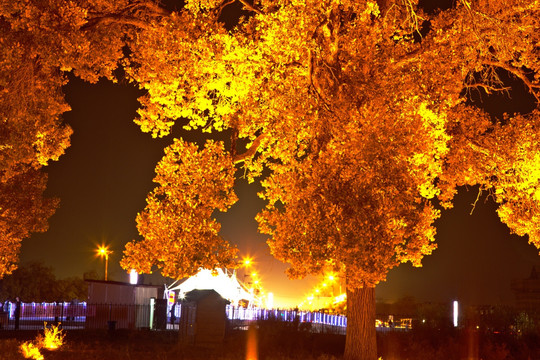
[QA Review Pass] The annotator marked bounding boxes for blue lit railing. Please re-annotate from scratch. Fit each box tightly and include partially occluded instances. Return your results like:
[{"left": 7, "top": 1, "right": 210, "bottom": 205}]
[{"left": 225, "top": 306, "right": 347, "bottom": 328}]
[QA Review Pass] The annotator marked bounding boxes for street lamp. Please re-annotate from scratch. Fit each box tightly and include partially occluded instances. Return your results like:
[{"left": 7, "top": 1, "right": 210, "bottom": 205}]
[{"left": 97, "top": 245, "right": 112, "bottom": 281}]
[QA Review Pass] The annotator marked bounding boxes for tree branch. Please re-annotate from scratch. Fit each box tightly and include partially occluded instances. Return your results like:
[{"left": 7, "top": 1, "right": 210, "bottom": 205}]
[
  {"left": 483, "top": 60, "right": 540, "bottom": 102},
  {"left": 238, "top": 0, "right": 264, "bottom": 15},
  {"left": 463, "top": 83, "right": 511, "bottom": 95},
  {"left": 81, "top": 15, "right": 152, "bottom": 30},
  {"left": 82, "top": 1, "right": 168, "bottom": 30},
  {"left": 232, "top": 133, "right": 266, "bottom": 164},
  {"left": 213, "top": 0, "right": 236, "bottom": 18}
]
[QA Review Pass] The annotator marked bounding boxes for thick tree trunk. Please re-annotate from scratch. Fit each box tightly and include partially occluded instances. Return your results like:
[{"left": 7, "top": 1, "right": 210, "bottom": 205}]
[{"left": 344, "top": 286, "right": 377, "bottom": 360}]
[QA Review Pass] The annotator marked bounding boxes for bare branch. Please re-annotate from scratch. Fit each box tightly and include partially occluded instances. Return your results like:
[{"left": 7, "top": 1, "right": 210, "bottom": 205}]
[
  {"left": 470, "top": 187, "right": 482, "bottom": 215},
  {"left": 124, "top": 1, "right": 169, "bottom": 16},
  {"left": 232, "top": 133, "right": 266, "bottom": 164},
  {"left": 483, "top": 60, "right": 540, "bottom": 103},
  {"left": 238, "top": 0, "right": 264, "bottom": 15},
  {"left": 212, "top": 0, "right": 236, "bottom": 18},
  {"left": 463, "top": 83, "right": 511, "bottom": 95}
]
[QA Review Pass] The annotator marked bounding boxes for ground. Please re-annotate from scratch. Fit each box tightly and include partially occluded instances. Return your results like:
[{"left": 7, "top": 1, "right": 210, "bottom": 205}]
[{"left": 1, "top": 323, "right": 539, "bottom": 359}]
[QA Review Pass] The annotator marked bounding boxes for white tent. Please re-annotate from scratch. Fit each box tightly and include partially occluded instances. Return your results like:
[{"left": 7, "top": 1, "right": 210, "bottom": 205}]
[{"left": 167, "top": 268, "right": 255, "bottom": 306}]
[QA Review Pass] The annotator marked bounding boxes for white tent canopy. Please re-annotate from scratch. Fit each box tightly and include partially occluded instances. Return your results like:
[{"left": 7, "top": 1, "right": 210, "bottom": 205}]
[{"left": 167, "top": 268, "right": 255, "bottom": 306}]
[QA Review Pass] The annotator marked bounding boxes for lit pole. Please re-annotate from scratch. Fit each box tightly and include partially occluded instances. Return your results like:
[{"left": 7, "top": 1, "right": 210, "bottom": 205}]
[{"left": 97, "top": 245, "right": 112, "bottom": 281}]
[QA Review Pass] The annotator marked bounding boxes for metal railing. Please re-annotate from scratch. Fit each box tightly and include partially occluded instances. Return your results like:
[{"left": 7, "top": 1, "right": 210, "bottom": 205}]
[
  {"left": 0, "top": 302, "right": 152, "bottom": 331},
  {"left": 0, "top": 301, "right": 348, "bottom": 333}
]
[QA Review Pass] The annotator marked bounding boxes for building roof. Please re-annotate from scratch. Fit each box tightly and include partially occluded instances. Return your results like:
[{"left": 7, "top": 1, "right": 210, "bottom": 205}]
[
  {"left": 184, "top": 289, "right": 230, "bottom": 304},
  {"left": 168, "top": 268, "right": 252, "bottom": 305},
  {"left": 84, "top": 279, "right": 162, "bottom": 289}
]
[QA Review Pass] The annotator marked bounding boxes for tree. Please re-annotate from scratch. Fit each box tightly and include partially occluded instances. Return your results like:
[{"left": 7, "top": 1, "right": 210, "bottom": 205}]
[
  {"left": 0, "top": 0, "right": 168, "bottom": 277},
  {"left": 0, "top": 261, "right": 87, "bottom": 302},
  {"left": 120, "top": 138, "right": 239, "bottom": 276},
  {"left": 118, "top": 1, "right": 539, "bottom": 359},
  {"left": 2, "top": 0, "right": 539, "bottom": 359},
  {"left": 0, "top": 170, "right": 57, "bottom": 277}
]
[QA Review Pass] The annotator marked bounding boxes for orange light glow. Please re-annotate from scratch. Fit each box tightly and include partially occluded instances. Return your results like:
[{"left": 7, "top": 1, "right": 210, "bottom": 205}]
[
  {"left": 246, "top": 324, "right": 258, "bottom": 360},
  {"left": 242, "top": 256, "right": 253, "bottom": 267},
  {"left": 97, "top": 245, "right": 112, "bottom": 257},
  {"left": 96, "top": 244, "right": 113, "bottom": 281}
]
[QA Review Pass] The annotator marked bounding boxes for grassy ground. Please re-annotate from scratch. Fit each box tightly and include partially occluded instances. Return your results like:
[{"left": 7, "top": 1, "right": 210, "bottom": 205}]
[
  {"left": 0, "top": 326, "right": 344, "bottom": 360},
  {"left": 2, "top": 322, "right": 540, "bottom": 359}
]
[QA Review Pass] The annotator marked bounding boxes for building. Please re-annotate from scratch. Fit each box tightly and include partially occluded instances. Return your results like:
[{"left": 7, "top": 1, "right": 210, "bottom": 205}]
[
  {"left": 85, "top": 279, "right": 163, "bottom": 329},
  {"left": 167, "top": 268, "right": 254, "bottom": 307}
]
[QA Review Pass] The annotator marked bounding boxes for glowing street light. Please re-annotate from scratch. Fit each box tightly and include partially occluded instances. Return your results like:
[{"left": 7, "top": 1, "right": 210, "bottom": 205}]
[
  {"left": 242, "top": 256, "right": 253, "bottom": 268},
  {"left": 97, "top": 245, "right": 112, "bottom": 281}
]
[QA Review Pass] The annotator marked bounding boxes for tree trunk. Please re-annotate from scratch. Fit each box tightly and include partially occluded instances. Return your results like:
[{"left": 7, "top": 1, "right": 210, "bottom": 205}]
[{"left": 344, "top": 285, "right": 377, "bottom": 360}]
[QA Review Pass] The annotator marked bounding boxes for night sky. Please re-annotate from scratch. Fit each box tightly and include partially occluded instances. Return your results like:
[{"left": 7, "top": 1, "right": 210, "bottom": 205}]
[{"left": 18, "top": 24, "right": 540, "bottom": 308}]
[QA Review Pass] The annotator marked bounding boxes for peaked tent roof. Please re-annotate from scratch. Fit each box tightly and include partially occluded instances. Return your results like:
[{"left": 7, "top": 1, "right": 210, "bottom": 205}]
[{"left": 168, "top": 268, "right": 254, "bottom": 306}]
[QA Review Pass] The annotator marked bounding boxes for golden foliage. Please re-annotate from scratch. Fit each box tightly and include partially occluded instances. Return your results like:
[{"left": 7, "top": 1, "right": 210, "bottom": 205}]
[
  {"left": 0, "top": 170, "right": 57, "bottom": 278},
  {"left": 2, "top": 0, "right": 540, "bottom": 293},
  {"left": 118, "top": 0, "right": 540, "bottom": 289},
  {"left": 121, "top": 139, "right": 238, "bottom": 278}
]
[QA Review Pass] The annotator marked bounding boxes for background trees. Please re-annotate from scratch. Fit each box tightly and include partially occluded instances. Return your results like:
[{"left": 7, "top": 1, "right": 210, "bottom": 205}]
[
  {"left": 0, "top": 261, "right": 87, "bottom": 302},
  {"left": 0, "top": 0, "right": 168, "bottom": 277}
]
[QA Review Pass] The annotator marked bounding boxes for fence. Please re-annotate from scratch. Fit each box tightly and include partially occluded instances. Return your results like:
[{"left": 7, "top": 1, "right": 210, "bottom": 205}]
[
  {"left": 226, "top": 306, "right": 347, "bottom": 334},
  {"left": 0, "top": 301, "right": 348, "bottom": 333},
  {"left": 0, "top": 302, "right": 152, "bottom": 331}
]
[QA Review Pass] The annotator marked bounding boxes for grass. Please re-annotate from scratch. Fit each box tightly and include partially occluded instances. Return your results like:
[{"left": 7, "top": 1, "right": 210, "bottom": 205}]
[
  {"left": 1, "top": 327, "right": 343, "bottom": 360},
  {"left": 2, "top": 321, "right": 540, "bottom": 359}
]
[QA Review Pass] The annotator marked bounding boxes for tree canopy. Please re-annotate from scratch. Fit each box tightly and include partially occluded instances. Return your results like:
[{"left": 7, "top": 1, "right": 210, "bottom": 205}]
[
  {"left": 1, "top": 0, "right": 539, "bottom": 358},
  {"left": 117, "top": 0, "right": 540, "bottom": 286},
  {"left": 0, "top": 261, "right": 87, "bottom": 302}
]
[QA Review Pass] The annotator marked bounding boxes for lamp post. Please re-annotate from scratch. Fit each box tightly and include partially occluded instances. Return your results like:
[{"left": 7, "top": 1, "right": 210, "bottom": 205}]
[{"left": 97, "top": 245, "right": 112, "bottom": 281}]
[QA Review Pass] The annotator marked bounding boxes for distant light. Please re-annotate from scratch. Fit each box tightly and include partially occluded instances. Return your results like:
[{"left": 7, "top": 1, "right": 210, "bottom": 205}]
[
  {"left": 453, "top": 300, "right": 459, "bottom": 327},
  {"left": 267, "top": 292, "right": 274, "bottom": 309},
  {"left": 129, "top": 269, "right": 138, "bottom": 285},
  {"left": 149, "top": 298, "right": 155, "bottom": 329},
  {"left": 168, "top": 291, "right": 176, "bottom": 305}
]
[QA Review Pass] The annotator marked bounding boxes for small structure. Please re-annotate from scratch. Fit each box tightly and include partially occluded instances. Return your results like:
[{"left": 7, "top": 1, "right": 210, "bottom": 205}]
[
  {"left": 85, "top": 279, "right": 162, "bottom": 329},
  {"left": 179, "top": 289, "right": 229, "bottom": 347},
  {"left": 168, "top": 268, "right": 253, "bottom": 307},
  {"left": 511, "top": 266, "right": 540, "bottom": 314}
]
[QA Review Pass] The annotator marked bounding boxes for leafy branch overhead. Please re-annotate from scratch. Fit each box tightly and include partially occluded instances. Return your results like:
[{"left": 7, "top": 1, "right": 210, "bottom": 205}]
[
  {"left": 1, "top": 1, "right": 540, "bottom": 358},
  {"left": 119, "top": 0, "right": 540, "bottom": 284}
]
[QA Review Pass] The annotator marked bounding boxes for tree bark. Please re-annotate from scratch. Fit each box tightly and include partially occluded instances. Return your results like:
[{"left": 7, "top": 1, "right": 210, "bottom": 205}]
[{"left": 344, "top": 285, "right": 377, "bottom": 360}]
